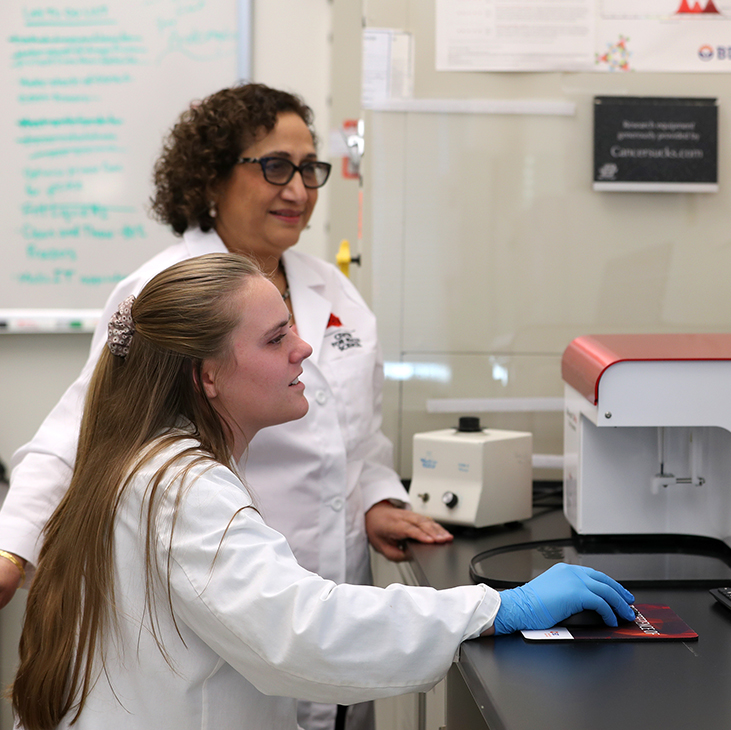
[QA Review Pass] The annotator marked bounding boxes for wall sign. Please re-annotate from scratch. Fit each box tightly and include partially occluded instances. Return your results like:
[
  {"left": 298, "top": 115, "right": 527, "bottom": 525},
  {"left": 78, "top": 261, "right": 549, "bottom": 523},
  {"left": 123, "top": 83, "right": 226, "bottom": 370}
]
[
  {"left": 594, "top": 96, "right": 718, "bottom": 192},
  {"left": 437, "top": 1, "right": 731, "bottom": 74}
]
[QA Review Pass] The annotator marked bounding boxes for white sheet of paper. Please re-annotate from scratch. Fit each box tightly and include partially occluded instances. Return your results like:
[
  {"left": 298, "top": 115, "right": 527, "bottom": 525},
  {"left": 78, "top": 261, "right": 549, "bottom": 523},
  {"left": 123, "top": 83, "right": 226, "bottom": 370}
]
[
  {"left": 362, "top": 29, "right": 413, "bottom": 108},
  {"left": 435, "top": 0, "right": 731, "bottom": 73},
  {"left": 521, "top": 627, "right": 575, "bottom": 640},
  {"left": 436, "top": 0, "right": 595, "bottom": 72}
]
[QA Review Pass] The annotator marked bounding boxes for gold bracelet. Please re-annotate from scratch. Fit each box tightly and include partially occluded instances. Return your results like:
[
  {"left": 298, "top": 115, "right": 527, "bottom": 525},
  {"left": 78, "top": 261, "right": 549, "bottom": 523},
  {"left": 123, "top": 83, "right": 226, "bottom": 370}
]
[{"left": 0, "top": 550, "right": 26, "bottom": 588}]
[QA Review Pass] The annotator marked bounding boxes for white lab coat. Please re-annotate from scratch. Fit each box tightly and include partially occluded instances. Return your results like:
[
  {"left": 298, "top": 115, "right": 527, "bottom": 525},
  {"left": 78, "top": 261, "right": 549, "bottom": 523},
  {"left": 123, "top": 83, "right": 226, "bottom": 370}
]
[
  {"left": 5, "top": 228, "right": 410, "bottom": 730},
  {"left": 41, "top": 437, "right": 498, "bottom": 730}
]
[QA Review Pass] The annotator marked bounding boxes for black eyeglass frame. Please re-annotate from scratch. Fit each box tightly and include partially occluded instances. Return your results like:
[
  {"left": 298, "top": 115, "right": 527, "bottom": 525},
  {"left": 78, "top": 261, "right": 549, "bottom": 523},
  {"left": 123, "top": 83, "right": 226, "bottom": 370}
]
[{"left": 237, "top": 156, "right": 332, "bottom": 189}]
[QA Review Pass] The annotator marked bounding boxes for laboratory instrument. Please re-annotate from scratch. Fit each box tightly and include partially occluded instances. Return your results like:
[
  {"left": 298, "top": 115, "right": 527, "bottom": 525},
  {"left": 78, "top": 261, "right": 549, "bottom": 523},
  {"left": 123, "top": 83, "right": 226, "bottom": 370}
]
[{"left": 411, "top": 417, "right": 532, "bottom": 528}]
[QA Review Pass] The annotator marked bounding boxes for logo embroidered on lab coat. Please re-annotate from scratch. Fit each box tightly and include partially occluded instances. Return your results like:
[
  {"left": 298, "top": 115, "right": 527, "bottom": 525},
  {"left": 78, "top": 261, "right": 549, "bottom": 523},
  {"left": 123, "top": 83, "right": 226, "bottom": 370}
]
[
  {"left": 331, "top": 332, "right": 361, "bottom": 351},
  {"left": 327, "top": 313, "right": 343, "bottom": 328}
]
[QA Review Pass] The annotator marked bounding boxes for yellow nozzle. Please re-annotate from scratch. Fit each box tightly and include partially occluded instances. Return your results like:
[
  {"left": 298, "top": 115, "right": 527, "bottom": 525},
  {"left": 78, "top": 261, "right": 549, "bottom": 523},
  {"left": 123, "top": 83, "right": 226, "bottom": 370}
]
[{"left": 336, "top": 239, "right": 352, "bottom": 277}]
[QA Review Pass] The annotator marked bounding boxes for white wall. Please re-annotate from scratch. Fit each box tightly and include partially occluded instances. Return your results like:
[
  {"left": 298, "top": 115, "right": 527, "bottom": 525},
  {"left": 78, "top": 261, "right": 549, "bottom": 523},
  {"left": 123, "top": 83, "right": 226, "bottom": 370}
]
[
  {"left": 0, "top": 3, "right": 333, "bottom": 728},
  {"left": 362, "top": 0, "right": 731, "bottom": 481},
  {"left": 251, "top": 0, "right": 332, "bottom": 263}
]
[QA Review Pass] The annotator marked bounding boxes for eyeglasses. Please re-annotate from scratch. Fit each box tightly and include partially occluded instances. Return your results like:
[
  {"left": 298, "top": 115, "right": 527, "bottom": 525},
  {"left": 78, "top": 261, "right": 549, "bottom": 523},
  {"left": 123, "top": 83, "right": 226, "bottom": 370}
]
[{"left": 237, "top": 156, "right": 332, "bottom": 189}]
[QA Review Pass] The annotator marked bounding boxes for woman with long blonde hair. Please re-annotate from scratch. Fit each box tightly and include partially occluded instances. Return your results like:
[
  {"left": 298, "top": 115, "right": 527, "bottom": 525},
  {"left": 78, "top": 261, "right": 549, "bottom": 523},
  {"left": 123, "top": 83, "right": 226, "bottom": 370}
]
[{"left": 12, "top": 253, "right": 635, "bottom": 730}]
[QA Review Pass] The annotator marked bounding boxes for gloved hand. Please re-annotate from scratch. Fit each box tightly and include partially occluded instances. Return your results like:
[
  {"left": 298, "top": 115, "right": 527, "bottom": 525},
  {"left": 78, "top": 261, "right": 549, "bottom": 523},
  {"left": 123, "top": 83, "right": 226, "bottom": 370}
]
[{"left": 493, "top": 563, "right": 635, "bottom": 635}]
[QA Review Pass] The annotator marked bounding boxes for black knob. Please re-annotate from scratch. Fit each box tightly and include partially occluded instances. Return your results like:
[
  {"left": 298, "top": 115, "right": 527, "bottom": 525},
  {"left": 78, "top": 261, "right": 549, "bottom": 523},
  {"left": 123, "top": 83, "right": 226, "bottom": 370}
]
[
  {"left": 442, "top": 491, "right": 459, "bottom": 509},
  {"left": 457, "top": 416, "right": 481, "bottom": 432}
]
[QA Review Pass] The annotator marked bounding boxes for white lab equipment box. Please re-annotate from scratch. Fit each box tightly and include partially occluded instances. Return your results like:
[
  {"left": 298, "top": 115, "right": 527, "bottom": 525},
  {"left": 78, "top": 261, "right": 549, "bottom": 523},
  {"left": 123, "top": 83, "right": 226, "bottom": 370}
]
[
  {"left": 411, "top": 419, "right": 533, "bottom": 528},
  {"left": 562, "top": 334, "right": 731, "bottom": 545}
]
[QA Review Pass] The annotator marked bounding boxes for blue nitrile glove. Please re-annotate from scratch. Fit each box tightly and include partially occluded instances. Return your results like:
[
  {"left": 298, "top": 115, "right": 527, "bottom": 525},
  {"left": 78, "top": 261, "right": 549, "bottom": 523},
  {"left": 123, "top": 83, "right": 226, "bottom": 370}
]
[{"left": 493, "top": 563, "right": 635, "bottom": 635}]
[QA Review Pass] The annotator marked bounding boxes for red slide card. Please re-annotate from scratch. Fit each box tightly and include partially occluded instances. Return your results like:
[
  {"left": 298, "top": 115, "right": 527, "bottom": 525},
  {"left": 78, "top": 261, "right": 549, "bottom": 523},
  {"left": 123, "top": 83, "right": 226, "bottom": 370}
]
[{"left": 521, "top": 604, "right": 698, "bottom": 642}]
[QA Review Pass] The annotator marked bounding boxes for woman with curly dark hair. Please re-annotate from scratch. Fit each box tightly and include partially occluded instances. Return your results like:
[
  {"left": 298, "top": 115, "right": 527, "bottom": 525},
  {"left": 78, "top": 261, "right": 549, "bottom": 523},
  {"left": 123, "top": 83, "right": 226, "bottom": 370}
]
[
  {"left": 150, "top": 84, "right": 317, "bottom": 238},
  {"left": 3, "top": 83, "right": 452, "bottom": 730}
]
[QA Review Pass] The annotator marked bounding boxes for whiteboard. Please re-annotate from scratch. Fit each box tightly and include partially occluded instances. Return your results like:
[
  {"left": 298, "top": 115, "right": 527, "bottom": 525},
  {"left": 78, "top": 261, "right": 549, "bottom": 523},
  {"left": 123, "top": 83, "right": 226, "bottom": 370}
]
[{"left": 1, "top": 0, "right": 238, "bottom": 311}]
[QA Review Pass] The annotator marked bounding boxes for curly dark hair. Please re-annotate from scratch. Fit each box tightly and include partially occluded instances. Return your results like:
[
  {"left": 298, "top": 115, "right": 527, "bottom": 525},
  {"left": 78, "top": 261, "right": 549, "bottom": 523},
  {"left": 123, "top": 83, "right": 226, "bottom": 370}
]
[{"left": 150, "top": 83, "right": 315, "bottom": 236}]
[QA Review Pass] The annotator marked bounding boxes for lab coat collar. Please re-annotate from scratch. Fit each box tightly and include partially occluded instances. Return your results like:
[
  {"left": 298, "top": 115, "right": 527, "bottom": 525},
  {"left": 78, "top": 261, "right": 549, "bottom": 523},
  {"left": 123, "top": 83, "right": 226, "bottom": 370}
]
[
  {"left": 180, "top": 231, "right": 331, "bottom": 363},
  {"left": 282, "top": 250, "right": 330, "bottom": 364},
  {"left": 182, "top": 227, "right": 229, "bottom": 256}
]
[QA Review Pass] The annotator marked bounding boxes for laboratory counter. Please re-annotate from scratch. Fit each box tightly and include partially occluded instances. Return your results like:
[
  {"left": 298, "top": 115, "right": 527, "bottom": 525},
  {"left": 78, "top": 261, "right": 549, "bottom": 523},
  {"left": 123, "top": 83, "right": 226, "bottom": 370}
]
[{"left": 405, "top": 507, "right": 731, "bottom": 730}]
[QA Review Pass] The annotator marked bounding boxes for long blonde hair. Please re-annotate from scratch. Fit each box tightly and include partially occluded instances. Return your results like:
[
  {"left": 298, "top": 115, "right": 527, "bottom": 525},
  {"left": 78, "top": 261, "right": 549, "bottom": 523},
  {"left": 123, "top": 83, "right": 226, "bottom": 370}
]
[{"left": 12, "top": 253, "right": 262, "bottom": 730}]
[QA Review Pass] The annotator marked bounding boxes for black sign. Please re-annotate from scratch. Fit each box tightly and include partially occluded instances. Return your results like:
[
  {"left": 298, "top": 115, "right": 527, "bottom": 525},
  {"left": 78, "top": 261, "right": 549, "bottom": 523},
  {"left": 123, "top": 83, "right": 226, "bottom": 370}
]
[{"left": 594, "top": 96, "right": 718, "bottom": 192}]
